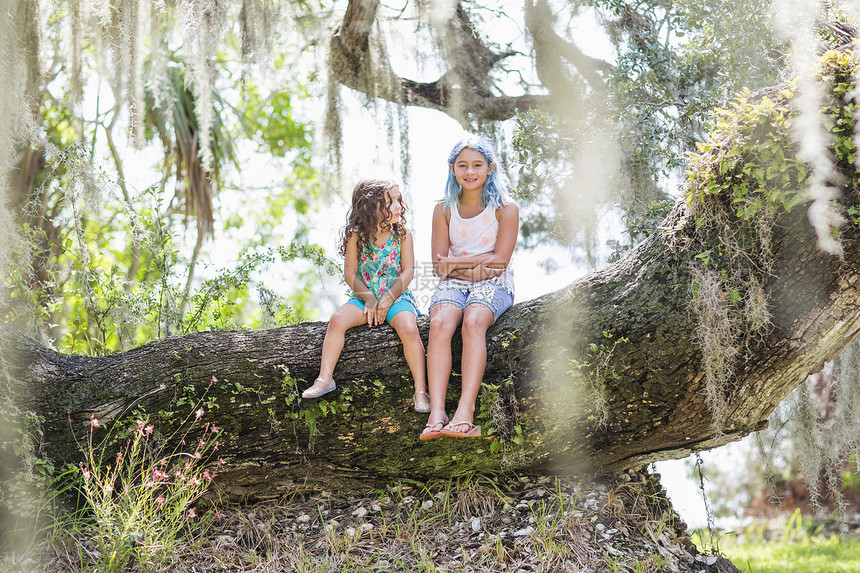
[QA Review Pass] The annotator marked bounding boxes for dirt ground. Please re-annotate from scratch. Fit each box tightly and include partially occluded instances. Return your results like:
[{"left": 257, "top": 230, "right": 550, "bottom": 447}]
[{"left": 150, "top": 470, "right": 739, "bottom": 572}]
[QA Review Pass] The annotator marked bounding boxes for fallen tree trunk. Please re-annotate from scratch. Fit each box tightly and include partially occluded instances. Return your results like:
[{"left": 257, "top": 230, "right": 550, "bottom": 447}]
[
  {"left": 6, "top": 53, "right": 860, "bottom": 503},
  {"left": 3, "top": 188, "right": 859, "bottom": 501}
]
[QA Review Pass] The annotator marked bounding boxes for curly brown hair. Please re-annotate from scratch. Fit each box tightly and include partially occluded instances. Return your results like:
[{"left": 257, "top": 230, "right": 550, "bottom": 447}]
[{"left": 338, "top": 179, "right": 407, "bottom": 257}]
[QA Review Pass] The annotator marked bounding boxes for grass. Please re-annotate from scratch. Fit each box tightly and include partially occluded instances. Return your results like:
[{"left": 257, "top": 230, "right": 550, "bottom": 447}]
[
  {"left": 11, "top": 448, "right": 860, "bottom": 573},
  {"left": 14, "top": 400, "right": 223, "bottom": 573},
  {"left": 723, "top": 535, "right": 860, "bottom": 573},
  {"left": 699, "top": 509, "right": 860, "bottom": 573}
]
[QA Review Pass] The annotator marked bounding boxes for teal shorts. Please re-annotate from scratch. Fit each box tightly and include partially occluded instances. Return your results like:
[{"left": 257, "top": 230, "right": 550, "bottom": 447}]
[{"left": 347, "top": 297, "right": 418, "bottom": 324}]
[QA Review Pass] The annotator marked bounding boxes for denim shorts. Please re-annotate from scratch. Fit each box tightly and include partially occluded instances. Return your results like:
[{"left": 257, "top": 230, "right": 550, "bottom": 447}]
[
  {"left": 347, "top": 297, "right": 418, "bottom": 324},
  {"left": 429, "top": 282, "right": 514, "bottom": 323}
]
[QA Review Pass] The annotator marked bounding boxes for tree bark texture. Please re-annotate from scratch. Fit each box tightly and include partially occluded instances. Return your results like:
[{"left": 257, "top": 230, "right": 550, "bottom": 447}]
[{"left": 4, "top": 186, "right": 860, "bottom": 501}]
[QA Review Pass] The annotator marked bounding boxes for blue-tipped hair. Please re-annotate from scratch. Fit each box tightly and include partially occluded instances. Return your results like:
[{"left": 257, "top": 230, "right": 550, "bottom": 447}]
[{"left": 443, "top": 134, "right": 511, "bottom": 211}]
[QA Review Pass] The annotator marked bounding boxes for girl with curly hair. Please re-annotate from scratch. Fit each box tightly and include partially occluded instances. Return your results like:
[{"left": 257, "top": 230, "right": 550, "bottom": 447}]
[{"left": 303, "top": 179, "right": 430, "bottom": 413}]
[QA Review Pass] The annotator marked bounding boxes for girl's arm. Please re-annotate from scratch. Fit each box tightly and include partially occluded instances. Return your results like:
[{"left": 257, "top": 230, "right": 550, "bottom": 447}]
[
  {"left": 376, "top": 229, "right": 415, "bottom": 322},
  {"left": 343, "top": 232, "right": 376, "bottom": 307},
  {"left": 430, "top": 203, "right": 453, "bottom": 278}
]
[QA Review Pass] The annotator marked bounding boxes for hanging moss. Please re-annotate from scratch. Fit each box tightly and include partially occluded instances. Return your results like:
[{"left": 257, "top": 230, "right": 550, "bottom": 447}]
[
  {"left": 685, "top": 48, "right": 860, "bottom": 432},
  {"left": 682, "top": 46, "right": 860, "bottom": 514}
]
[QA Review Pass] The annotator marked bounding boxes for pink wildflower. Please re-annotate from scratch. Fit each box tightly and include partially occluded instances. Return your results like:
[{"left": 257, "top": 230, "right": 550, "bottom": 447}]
[
  {"left": 190, "top": 476, "right": 201, "bottom": 486},
  {"left": 217, "top": 457, "right": 224, "bottom": 468},
  {"left": 90, "top": 417, "right": 100, "bottom": 428},
  {"left": 210, "top": 425, "right": 218, "bottom": 434},
  {"left": 156, "top": 495, "right": 166, "bottom": 506},
  {"left": 79, "top": 462, "right": 91, "bottom": 480},
  {"left": 116, "top": 451, "right": 123, "bottom": 464},
  {"left": 210, "top": 375, "right": 218, "bottom": 384},
  {"left": 202, "top": 469, "right": 214, "bottom": 481},
  {"left": 145, "top": 424, "right": 154, "bottom": 436},
  {"left": 136, "top": 420, "right": 145, "bottom": 433},
  {"left": 195, "top": 407, "right": 205, "bottom": 419},
  {"left": 187, "top": 507, "right": 197, "bottom": 519},
  {"left": 213, "top": 441, "right": 219, "bottom": 451}
]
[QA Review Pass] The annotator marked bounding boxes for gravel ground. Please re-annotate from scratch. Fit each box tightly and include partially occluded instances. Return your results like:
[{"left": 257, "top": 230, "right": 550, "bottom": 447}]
[{"left": 163, "top": 469, "right": 740, "bottom": 572}]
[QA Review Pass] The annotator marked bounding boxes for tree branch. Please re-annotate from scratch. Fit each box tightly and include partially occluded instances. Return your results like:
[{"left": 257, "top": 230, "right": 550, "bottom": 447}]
[{"left": 330, "top": 0, "right": 550, "bottom": 124}]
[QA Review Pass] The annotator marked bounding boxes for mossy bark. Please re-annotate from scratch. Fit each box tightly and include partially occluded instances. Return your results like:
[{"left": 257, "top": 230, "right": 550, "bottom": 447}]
[{"left": 4, "top": 189, "right": 860, "bottom": 500}]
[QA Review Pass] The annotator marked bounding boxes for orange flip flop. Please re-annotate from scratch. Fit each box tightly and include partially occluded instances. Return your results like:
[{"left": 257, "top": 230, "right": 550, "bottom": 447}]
[
  {"left": 420, "top": 421, "right": 446, "bottom": 440},
  {"left": 440, "top": 420, "right": 481, "bottom": 438}
]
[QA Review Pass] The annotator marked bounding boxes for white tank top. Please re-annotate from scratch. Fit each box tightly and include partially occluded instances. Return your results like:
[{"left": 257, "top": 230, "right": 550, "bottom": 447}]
[
  {"left": 441, "top": 203, "right": 515, "bottom": 294},
  {"left": 449, "top": 203, "right": 498, "bottom": 256}
]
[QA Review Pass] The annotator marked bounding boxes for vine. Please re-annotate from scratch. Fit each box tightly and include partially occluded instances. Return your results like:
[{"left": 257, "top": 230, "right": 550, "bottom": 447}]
[{"left": 568, "top": 330, "right": 630, "bottom": 428}]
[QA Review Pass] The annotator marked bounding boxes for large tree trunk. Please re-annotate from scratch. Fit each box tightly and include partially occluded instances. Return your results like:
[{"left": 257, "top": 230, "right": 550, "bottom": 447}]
[{"left": 3, "top": 184, "right": 859, "bottom": 501}]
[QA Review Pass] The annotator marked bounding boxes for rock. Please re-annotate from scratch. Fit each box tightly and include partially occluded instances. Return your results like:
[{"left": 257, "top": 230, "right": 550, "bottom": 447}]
[
  {"left": 352, "top": 506, "right": 368, "bottom": 518},
  {"left": 422, "top": 500, "right": 434, "bottom": 510},
  {"left": 471, "top": 517, "right": 481, "bottom": 532},
  {"left": 513, "top": 526, "right": 534, "bottom": 537},
  {"left": 695, "top": 554, "right": 718, "bottom": 566}
]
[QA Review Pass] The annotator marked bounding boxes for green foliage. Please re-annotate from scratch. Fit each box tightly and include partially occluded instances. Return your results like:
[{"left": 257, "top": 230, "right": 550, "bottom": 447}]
[
  {"left": 3, "top": 6, "right": 333, "bottom": 357},
  {"left": 687, "top": 91, "right": 808, "bottom": 217},
  {"left": 512, "top": 0, "right": 787, "bottom": 264},
  {"left": 476, "top": 378, "right": 525, "bottom": 459},
  {"left": 239, "top": 82, "right": 311, "bottom": 159},
  {"left": 274, "top": 365, "right": 355, "bottom": 437},
  {"left": 599, "top": 0, "right": 786, "bottom": 171}
]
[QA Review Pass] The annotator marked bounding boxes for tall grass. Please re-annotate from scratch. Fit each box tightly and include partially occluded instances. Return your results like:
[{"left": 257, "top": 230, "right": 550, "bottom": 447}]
[{"left": 52, "top": 405, "right": 222, "bottom": 572}]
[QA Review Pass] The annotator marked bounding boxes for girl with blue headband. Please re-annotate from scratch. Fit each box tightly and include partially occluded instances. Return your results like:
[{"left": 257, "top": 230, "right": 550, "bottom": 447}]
[{"left": 420, "top": 134, "right": 519, "bottom": 439}]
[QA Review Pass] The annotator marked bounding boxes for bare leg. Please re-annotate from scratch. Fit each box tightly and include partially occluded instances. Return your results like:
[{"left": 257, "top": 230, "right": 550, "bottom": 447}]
[
  {"left": 424, "top": 304, "right": 463, "bottom": 428},
  {"left": 389, "top": 311, "right": 427, "bottom": 395},
  {"left": 309, "top": 304, "right": 366, "bottom": 392},
  {"left": 449, "top": 304, "right": 494, "bottom": 429}
]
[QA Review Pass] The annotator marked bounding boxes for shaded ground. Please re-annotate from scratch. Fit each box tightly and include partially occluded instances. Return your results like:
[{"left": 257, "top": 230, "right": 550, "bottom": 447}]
[{"left": 57, "top": 469, "right": 739, "bottom": 572}]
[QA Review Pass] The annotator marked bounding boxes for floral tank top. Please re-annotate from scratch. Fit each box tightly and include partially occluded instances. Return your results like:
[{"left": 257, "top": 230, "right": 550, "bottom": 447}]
[{"left": 355, "top": 232, "right": 417, "bottom": 307}]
